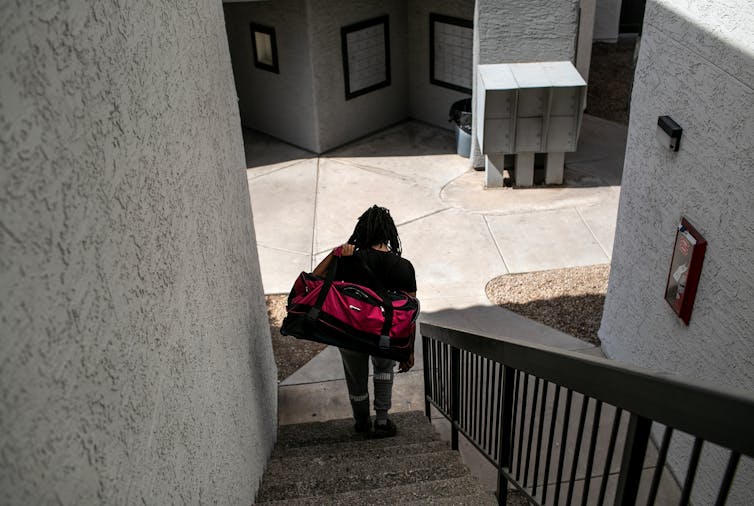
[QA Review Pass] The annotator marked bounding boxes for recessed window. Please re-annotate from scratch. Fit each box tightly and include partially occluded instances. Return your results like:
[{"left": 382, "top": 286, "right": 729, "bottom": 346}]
[
  {"left": 341, "top": 16, "right": 391, "bottom": 100},
  {"left": 250, "top": 23, "right": 279, "bottom": 73},
  {"left": 430, "top": 13, "right": 473, "bottom": 93}
]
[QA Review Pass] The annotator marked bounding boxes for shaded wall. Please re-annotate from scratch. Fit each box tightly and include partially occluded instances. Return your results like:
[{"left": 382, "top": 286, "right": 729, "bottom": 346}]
[
  {"left": 470, "top": 0, "right": 580, "bottom": 166},
  {"left": 600, "top": 0, "right": 754, "bottom": 501},
  {"left": 225, "top": 0, "right": 408, "bottom": 153},
  {"left": 224, "top": 0, "right": 319, "bottom": 152},
  {"left": 0, "top": 1, "right": 277, "bottom": 504},
  {"left": 309, "top": 0, "right": 409, "bottom": 152},
  {"left": 407, "top": 0, "right": 474, "bottom": 131},
  {"left": 594, "top": 0, "right": 622, "bottom": 41}
]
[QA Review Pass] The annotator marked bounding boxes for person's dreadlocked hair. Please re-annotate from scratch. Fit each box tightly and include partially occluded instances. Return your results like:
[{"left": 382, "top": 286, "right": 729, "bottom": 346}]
[{"left": 347, "top": 205, "right": 402, "bottom": 256}]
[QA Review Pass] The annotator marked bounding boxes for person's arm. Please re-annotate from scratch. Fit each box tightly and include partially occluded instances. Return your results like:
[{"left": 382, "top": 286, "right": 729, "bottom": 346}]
[{"left": 312, "top": 243, "right": 355, "bottom": 277}]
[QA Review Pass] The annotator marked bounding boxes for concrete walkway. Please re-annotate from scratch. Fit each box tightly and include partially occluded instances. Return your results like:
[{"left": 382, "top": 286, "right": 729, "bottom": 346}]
[{"left": 245, "top": 115, "right": 626, "bottom": 428}]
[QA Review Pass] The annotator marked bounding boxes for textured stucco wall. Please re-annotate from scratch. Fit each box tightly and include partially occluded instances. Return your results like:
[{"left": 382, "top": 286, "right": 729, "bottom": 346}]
[
  {"left": 470, "top": 0, "right": 580, "bottom": 166},
  {"left": 407, "top": 0, "right": 474, "bottom": 131},
  {"left": 0, "top": 1, "right": 277, "bottom": 504},
  {"left": 475, "top": 0, "right": 579, "bottom": 64},
  {"left": 600, "top": 0, "right": 754, "bottom": 502},
  {"left": 594, "top": 0, "right": 622, "bottom": 41},
  {"left": 224, "top": 0, "right": 319, "bottom": 152},
  {"left": 309, "top": 0, "right": 409, "bottom": 153},
  {"left": 577, "top": 0, "right": 596, "bottom": 80}
]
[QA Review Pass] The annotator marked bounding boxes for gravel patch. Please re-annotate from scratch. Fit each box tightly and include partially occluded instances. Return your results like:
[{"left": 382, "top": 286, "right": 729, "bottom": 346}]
[
  {"left": 266, "top": 294, "right": 327, "bottom": 381},
  {"left": 485, "top": 265, "right": 610, "bottom": 346},
  {"left": 585, "top": 39, "right": 637, "bottom": 125}
]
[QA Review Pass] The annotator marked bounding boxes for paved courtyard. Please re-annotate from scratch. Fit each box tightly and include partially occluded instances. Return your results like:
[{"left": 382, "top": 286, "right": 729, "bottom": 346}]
[{"left": 246, "top": 115, "right": 625, "bottom": 314}]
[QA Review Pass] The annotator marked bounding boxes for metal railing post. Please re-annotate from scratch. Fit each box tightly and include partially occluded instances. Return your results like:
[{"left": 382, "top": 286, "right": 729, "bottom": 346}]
[
  {"left": 616, "top": 413, "right": 652, "bottom": 506},
  {"left": 422, "top": 334, "right": 431, "bottom": 420},
  {"left": 497, "top": 366, "right": 515, "bottom": 505},
  {"left": 451, "top": 346, "right": 460, "bottom": 451}
]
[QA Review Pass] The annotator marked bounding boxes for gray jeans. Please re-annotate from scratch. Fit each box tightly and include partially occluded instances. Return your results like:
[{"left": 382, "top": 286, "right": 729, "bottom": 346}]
[{"left": 339, "top": 348, "right": 395, "bottom": 421}]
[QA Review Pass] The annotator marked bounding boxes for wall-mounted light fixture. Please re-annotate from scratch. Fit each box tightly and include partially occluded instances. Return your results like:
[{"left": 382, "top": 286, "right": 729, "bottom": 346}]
[{"left": 657, "top": 115, "right": 682, "bottom": 152}]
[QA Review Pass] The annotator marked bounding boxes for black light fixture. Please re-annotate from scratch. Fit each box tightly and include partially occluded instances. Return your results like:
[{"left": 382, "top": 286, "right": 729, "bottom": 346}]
[{"left": 657, "top": 116, "right": 682, "bottom": 152}]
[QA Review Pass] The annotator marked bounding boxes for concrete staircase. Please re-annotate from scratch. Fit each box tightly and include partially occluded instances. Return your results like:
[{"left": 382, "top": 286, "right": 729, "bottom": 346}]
[{"left": 255, "top": 411, "right": 498, "bottom": 505}]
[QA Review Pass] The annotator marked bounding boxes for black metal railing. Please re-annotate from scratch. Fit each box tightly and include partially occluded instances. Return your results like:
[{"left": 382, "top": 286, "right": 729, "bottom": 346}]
[{"left": 421, "top": 322, "right": 754, "bottom": 505}]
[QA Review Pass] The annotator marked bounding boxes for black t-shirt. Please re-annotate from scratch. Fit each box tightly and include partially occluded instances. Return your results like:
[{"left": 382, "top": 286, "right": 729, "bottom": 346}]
[{"left": 334, "top": 249, "right": 417, "bottom": 293}]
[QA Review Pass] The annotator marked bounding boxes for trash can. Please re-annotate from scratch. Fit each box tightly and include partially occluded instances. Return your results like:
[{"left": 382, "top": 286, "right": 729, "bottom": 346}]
[{"left": 449, "top": 98, "right": 472, "bottom": 158}]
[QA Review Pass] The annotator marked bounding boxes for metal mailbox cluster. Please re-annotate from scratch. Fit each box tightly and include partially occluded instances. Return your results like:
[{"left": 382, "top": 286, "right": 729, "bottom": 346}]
[{"left": 477, "top": 62, "right": 586, "bottom": 187}]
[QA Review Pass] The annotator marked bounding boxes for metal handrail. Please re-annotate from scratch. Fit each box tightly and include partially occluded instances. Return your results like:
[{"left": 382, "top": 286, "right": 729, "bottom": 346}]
[{"left": 421, "top": 322, "right": 754, "bottom": 505}]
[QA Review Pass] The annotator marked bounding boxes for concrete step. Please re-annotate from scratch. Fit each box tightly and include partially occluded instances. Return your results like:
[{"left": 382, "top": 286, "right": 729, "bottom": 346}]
[
  {"left": 274, "top": 410, "right": 434, "bottom": 451},
  {"left": 258, "top": 411, "right": 494, "bottom": 504},
  {"left": 272, "top": 424, "right": 438, "bottom": 458},
  {"left": 256, "top": 449, "right": 470, "bottom": 502},
  {"left": 267, "top": 440, "right": 450, "bottom": 473},
  {"left": 405, "top": 491, "right": 499, "bottom": 505},
  {"left": 257, "top": 475, "right": 491, "bottom": 505},
  {"left": 256, "top": 475, "right": 495, "bottom": 506}
]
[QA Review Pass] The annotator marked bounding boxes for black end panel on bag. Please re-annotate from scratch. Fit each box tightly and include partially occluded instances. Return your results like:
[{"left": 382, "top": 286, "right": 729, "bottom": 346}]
[{"left": 281, "top": 312, "right": 412, "bottom": 362}]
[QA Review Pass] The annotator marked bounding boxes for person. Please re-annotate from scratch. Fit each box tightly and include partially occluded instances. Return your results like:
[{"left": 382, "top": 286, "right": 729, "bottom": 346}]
[{"left": 312, "top": 205, "right": 417, "bottom": 438}]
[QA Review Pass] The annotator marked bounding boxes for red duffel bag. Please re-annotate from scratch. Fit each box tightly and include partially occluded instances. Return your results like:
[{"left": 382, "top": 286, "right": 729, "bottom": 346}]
[{"left": 280, "top": 255, "right": 419, "bottom": 362}]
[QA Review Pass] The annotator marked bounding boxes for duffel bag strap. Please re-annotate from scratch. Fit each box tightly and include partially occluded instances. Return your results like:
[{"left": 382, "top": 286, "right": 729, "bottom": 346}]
[
  {"left": 355, "top": 254, "right": 394, "bottom": 338},
  {"left": 308, "top": 255, "right": 339, "bottom": 321},
  {"left": 378, "top": 334, "right": 391, "bottom": 351}
]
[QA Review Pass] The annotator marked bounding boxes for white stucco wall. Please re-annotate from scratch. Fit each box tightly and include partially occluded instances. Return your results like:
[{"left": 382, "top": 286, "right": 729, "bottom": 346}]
[
  {"left": 224, "top": 0, "right": 319, "bottom": 152},
  {"left": 470, "top": 0, "right": 580, "bottom": 166},
  {"left": 309, "top": 0, "right": 409, "bottom": 152},
  {"left": 407, "top": 0, "right": 474, "bottom": 131},
  {"left": 594, "top": 0, "right": 622, "bottom": 41},
  {"left": 0, "top": 1, "right": 277, "bottom": 504},
  {"left": 600, "top": 0, "right": 754, "bottom": 502}
]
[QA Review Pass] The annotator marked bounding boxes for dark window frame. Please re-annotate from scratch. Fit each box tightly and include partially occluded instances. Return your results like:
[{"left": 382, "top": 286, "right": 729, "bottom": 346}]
[
  {"left": 429, "top": 13, "right": 473, "bottom": 94},
  {"left": 250, "top": 23, "right": 279, "bottom": 74},
  {"left": 341, "top": 15, "right": 391, "bottom": 101}
]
